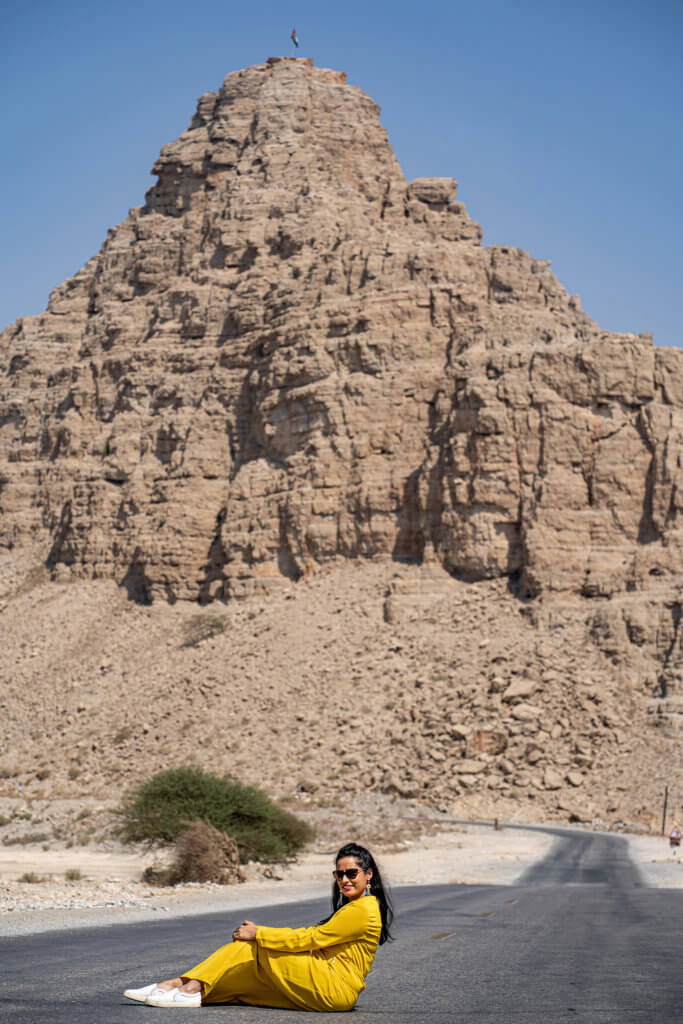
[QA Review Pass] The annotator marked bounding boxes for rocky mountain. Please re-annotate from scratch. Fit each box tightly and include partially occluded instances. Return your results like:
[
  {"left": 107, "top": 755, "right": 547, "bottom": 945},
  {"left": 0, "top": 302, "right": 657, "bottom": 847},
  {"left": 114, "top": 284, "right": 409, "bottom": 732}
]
[{"left": 0, "top": 58, "right": 681, "bottom": 832}]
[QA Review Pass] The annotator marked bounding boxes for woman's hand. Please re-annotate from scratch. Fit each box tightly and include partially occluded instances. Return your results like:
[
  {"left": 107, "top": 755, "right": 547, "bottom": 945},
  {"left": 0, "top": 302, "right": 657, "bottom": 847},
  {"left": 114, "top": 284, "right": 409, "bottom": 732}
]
[{"left": 232, "top": 920, "right": 257, "bottom": 941}]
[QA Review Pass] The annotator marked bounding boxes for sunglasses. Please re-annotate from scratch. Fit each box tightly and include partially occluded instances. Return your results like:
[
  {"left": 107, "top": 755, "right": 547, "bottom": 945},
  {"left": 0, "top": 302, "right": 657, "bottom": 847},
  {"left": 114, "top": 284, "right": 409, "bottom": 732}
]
[{"left": 333, "top": 868, "right": 362, "bottom": 881}]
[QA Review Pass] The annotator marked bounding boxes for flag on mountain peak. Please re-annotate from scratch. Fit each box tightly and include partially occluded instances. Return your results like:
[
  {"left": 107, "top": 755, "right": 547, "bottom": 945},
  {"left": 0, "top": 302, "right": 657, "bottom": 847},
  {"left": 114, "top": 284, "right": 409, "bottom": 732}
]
[{"left": 291, "top": 27, "right": 299, "bottom": 48}]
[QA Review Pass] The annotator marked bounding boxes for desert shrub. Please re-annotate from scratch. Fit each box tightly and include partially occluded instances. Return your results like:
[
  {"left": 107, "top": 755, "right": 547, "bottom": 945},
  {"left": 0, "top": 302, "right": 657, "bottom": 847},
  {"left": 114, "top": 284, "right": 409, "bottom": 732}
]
[
  {"left": 181, "top": 615, "right": 227, "bottom": 649},
  {"left": 19, "top": 871, "right": 46, "bottom": 883},
  {"left": 144, "top": 820, "right": 246, "bottom": 886},
  {"left": 65, "top": 868, "right": 83, "bottom": 881},
  {"left": 3, "top": 831, "right": 50, "bottom": 846},
  {"left": 142, "top": 862, "right": 176, "bottom": 886},
  {"left": 0, "top": 814, "right": 10, "bottom": 827},
  {"left": 171, "top": 820, "right": 245, "bottom": 884},
  {"left": 118, "top": 766, "right": 313, "bottom": 862}
]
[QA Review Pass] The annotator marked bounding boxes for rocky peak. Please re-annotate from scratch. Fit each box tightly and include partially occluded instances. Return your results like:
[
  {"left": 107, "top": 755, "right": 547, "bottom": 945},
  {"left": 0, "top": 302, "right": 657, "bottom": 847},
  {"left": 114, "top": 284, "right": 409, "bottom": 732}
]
[
  {"left": 1, "top": 59, "right": 682, "bottom": 639},
  {"left": 146, "top": 58, "right": 401, "bottom": 220}
]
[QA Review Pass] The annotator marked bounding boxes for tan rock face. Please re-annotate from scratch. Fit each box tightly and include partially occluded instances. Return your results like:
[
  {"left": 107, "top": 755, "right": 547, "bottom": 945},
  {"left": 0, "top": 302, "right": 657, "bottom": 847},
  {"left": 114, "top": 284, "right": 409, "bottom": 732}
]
[{"left": 5, "top": 56, "right": 679, "bottom": 611}]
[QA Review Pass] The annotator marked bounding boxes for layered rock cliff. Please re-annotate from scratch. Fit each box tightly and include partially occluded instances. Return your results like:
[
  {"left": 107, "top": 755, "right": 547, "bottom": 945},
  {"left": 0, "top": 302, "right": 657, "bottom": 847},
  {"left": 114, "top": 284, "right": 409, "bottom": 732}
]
[{"left": 2, "top": 58, "right": 683, "bottom": 736}]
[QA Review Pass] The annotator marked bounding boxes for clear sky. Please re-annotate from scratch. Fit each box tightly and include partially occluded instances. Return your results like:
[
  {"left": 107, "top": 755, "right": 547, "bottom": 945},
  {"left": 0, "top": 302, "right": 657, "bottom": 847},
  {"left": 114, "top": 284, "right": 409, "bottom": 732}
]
[{"left": 2, "top": 0, "right": 681, "bottom": 346}]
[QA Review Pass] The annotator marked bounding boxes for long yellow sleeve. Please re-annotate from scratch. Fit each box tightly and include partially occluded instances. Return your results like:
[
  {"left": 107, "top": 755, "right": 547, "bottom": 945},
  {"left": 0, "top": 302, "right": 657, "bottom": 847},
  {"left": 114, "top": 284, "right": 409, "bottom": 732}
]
[{"left": 256, "top": 898, "right": 374, "bottom": 952}]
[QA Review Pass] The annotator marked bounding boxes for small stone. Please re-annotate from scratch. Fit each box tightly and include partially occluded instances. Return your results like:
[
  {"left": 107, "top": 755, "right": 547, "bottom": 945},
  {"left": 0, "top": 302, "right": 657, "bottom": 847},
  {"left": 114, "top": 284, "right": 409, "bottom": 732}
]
[
  {"left": 543, "top": 767, "right": 563, "bottom": 790},
  {"left": 451, "top": 759, "right": 487, "bottom": 774},
  {"left": 511, "top": 703, "right": 542, "bottom": 721},
  {"left": 449, "top": 724, "right": 471, "bottom": 740},
  {"left": 502, "top": 678, "right": 538, "bottom": 702}
]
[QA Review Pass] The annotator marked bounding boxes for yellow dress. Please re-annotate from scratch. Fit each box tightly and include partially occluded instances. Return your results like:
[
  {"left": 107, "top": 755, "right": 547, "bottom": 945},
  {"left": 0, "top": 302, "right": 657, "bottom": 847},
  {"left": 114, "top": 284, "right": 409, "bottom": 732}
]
[{"left": 185, "top": 894, "right": 382, "bottom": 1012}]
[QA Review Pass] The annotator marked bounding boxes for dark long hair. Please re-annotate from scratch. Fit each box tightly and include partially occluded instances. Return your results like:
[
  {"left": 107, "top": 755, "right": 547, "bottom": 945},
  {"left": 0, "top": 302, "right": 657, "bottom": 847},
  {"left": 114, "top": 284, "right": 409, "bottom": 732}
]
[{"left": 331, "top": 842, "right": 393, "bottom": 944}]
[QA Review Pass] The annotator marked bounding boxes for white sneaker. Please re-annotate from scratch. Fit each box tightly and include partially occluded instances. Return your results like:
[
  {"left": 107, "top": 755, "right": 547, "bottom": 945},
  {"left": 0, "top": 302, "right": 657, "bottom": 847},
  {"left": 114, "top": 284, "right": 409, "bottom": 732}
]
[
  {"left": 123, "top": 983, "right": 160, "bottom": 1003},
  {"left": 146, "top": 989, "right": 202, "bottom": 1008}
]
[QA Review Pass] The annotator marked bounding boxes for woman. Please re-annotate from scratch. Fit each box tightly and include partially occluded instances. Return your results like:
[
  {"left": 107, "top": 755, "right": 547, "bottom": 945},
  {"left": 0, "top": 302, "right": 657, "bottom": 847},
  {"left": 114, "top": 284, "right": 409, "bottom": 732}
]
[{"left": 123, "top": 842, "right": 393, "bottom": 1011}]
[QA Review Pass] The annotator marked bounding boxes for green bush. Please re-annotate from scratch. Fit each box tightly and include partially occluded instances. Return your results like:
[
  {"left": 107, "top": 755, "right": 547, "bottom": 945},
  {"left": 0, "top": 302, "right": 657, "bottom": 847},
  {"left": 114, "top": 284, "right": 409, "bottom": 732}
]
[{"left": 118, "top": 766, "right": 313, "bottom": 863}]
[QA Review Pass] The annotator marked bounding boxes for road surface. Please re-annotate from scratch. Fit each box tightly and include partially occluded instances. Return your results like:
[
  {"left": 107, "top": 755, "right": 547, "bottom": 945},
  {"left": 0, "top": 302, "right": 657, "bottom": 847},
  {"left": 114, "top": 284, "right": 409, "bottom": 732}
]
[{"left": 1, "top": 829, "right": 681, "bottom": 1023}]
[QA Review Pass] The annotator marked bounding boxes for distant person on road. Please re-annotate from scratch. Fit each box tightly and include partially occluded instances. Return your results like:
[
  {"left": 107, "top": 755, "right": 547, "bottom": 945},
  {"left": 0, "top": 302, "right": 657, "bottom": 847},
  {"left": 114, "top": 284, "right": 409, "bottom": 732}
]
[{"left": 123, "top": 842, "right": 393, "bottom": 1011}]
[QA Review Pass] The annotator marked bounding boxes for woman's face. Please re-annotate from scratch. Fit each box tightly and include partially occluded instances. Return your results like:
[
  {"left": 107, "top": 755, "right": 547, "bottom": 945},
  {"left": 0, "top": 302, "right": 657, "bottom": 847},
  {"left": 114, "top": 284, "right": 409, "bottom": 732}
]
[{"left": 334, "top": 856, "right": 372, "bottom": 901}]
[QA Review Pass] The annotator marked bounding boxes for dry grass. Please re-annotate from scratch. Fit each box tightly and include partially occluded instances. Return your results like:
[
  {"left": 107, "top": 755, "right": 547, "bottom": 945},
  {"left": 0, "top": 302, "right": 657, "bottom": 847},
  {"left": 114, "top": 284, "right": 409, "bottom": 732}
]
[
  {"left": 19, "top": 871, "right": 50, "bottom": 883},
  {"left": 171, "top": 820, "right": 245, "bottom": 884},
  {"left": 143, "top": 820, "right": 246, "bottom": 886}
]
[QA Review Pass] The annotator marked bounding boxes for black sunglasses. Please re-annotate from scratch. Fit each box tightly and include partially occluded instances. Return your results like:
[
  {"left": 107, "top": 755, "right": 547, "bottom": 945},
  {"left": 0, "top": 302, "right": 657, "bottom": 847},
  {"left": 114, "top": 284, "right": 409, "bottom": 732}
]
[{"left": 333, "top": 868, "right": 362, "bottom": 881}]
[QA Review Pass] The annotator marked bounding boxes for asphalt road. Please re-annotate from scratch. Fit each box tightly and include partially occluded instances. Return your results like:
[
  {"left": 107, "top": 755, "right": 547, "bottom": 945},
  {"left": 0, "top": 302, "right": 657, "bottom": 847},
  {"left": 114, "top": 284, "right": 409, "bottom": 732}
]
[{"left": 1, "top": 830, "right": 681, "bottom": 1024}]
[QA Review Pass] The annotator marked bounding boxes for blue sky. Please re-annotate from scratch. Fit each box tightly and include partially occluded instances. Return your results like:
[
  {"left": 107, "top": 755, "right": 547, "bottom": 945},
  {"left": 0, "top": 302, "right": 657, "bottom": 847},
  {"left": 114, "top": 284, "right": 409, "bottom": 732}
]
[{"left": 2, "top": 0, "right": 681, "bottom": 346}]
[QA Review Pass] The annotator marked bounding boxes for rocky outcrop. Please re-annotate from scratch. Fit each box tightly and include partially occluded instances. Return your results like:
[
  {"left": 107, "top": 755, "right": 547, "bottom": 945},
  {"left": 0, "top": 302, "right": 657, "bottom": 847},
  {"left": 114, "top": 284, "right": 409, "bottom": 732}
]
[
  {"left": 416, "top": 336, "right": 683, "bottom": 601},
  {"left": 5, "top": 56, "right": 679, "bottom": 608}
]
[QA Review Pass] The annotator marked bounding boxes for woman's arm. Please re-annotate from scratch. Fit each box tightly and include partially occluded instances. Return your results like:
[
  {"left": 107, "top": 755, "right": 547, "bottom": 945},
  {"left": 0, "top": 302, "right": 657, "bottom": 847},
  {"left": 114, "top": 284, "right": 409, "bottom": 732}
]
[{"left": 253, "top": 900, "right": 374, "bottom": 952}]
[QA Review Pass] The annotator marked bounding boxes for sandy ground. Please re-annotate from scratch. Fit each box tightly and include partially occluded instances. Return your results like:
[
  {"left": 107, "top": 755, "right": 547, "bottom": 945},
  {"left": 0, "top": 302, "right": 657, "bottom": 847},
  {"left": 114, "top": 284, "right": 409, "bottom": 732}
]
[
  {"left": 624, "top": 833, "right": 683, "bottom": 886},
  {"left": 2, "top": 824, "right": 682, "bottom": 938}
]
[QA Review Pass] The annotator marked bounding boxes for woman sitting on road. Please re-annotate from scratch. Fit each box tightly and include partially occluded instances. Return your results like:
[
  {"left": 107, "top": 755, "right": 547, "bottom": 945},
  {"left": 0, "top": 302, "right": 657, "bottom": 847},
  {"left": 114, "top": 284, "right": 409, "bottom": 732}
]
[{"left": 123, "top": 842, "right": 393, "bottom": 1011}]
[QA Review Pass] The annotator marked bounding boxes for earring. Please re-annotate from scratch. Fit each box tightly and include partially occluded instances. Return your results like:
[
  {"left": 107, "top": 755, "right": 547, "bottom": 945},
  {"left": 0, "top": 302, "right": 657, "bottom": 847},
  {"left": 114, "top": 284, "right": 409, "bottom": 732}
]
[{"left": 365, "top": 879, "right": 371, "bottom": 896}]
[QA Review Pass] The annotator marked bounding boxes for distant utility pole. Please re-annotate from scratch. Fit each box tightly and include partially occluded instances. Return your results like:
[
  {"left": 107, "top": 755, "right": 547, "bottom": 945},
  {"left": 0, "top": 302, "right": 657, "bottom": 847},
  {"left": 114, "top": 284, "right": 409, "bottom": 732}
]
[{"left": 661, "top": 785, "right": 669, "bottom": 836}]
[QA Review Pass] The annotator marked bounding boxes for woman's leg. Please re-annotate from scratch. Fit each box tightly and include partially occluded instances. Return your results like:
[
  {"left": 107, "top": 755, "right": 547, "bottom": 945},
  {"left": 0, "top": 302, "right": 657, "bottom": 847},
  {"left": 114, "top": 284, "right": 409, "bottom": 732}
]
[{"left": 183, "top": 941, "right": 298, "bottom": 1009}]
